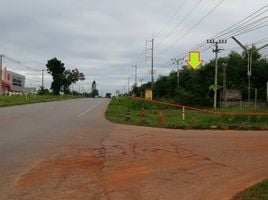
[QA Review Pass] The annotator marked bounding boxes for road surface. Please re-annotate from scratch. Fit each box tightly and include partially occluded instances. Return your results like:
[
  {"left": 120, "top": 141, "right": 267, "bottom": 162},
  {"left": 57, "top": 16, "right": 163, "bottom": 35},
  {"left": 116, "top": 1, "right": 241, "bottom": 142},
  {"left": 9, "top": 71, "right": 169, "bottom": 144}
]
[{"left": 0, "top": 98, "right": 268, "bottom": 200}]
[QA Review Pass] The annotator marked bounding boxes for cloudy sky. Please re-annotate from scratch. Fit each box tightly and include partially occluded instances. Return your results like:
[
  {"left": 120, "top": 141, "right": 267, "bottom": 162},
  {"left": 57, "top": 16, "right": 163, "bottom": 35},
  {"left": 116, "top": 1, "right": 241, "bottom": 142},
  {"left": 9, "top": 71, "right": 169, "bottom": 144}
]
[{"left": 0, "top": 0, "right": 268, "bottom": 95}]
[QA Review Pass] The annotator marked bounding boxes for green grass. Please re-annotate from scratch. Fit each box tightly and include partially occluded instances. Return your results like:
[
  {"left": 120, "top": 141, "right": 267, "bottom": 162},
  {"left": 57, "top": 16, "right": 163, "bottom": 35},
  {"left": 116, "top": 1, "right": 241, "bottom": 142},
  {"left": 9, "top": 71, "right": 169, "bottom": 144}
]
[
  {"left": 0, "top": 95, "right": 82, "bottom": 107},
  {"left": 232, "top": 180, "right": 268, "bottom": 200},
  {"left": 105, "top": 97, "right": 268, "bottom": 130}
]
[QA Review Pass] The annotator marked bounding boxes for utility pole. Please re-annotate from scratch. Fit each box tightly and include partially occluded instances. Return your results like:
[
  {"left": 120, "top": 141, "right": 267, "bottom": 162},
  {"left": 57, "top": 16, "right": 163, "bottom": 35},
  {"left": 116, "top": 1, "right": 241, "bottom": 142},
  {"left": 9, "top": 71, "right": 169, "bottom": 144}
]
[
  {"left": 132, "top": 64, "right": 137, "bottom": 86},
  {"left": 171, "top": 57, "right": 184, "bottom": 88},
  {"left": 41, "top": 69, "right": 45, "bottom": 90},
  {"left": 223, "top": 63, "right": 227, "bottom": 106},
  {"left": 0, "top": 54, "right": 3, "bottom": 95},
  {"left": 146, "top": 39, "right": 154, "bottom": 89},
  {"left": 127, "top": 77, "right": 130, "bottom": 95},
  {"left": 207, "top": 39, "right": 227, "bottom": 110},
  {"left": 231, "top": 36, "right": 251, "bottom": 104},
  {"left": 134, "top": 64, "right": 137, "bottom": 86}
]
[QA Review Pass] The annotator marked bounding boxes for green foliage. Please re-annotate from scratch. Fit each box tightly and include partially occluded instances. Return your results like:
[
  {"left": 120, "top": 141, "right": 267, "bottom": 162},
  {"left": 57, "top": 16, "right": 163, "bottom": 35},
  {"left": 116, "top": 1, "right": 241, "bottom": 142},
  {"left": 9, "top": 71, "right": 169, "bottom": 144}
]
[
  {"left": 106, "top": 97, "right": 268, "bottom": 130},
  {"left": 232, "top": 179, "right": 268, "bottom": 200},
  {"left": 63, "top": 68, "right": 85, "bottom": 94},
  {"left": 46, "top": 58, "right": 65, "bottom": 95},
  {"left": 90, "top": 80, "right": 99, "bottom": 97},
  {"left": 105, "top": 93, "right": 112, "bottom": 98},
  {"left": 131, "top": 84, "right": 139, "bottom": 96},
  {"left": 0, "top": 95, "right": 81, "bottom": 107},
  {"left": 136, "top": 50, "right": 268, "bottom": 106},
  {"left": 209, "top": 84, "right": 222, "bottom": 91},
  {"left": 90, "top": 89, "right": 99, "bottom": 98},
  {"left": 46, "top": 58, "right": 85, "bottom": 95},
  {"left": 37, "top": 86, "right": 50, "bottom": 95}
]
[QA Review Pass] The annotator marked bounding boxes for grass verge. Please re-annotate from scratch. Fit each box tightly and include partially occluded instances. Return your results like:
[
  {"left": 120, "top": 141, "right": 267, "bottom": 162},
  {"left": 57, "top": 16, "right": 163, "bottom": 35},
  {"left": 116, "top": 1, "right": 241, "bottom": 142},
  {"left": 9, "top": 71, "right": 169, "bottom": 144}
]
[
  {"left": 231, "top": 179, "right": 268, "bottom": 200},
  {"left": 0, "top": 95, "right": 82, "bottom": 107},
  {"left": 106, "top": 97, "right": 268, "bottom": 130}
]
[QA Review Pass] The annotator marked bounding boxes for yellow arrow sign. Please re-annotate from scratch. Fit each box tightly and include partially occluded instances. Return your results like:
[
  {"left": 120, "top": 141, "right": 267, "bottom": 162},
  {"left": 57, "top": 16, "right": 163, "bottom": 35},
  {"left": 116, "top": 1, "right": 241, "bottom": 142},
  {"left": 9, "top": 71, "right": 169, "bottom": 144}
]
[{"left": 186, "top": 51, "right": 204, "bottom": 70}]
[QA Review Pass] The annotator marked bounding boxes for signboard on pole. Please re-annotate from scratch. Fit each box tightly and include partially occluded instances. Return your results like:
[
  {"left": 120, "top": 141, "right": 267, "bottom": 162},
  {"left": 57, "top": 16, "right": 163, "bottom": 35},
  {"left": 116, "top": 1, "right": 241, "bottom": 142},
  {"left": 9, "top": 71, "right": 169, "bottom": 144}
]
[{"left": 145, "top": 90, "right": 152, "bottom": 101}]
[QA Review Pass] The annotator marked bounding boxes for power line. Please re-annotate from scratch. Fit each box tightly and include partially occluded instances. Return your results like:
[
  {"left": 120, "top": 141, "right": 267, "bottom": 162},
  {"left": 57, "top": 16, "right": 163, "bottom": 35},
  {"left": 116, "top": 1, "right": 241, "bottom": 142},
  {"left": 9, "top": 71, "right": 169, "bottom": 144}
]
[
  {"left": 232, "top": 22, "right": 268, "bottom": 37},
  {"left": 158, "top": 0, "right": 226, "bottom": 56},
  {"left": 3, "top": 55, "right": 41, "bottom": 72},
  {"left": 138, "top": 2, "right": 268, "bottom": 83},
  {"left": 177, "top": 4, "right": 268, "bottom": 59},
  {"left": 211, "top": 6, "right": 268, "bottom": 40},
  {"left": 255, "top": 36, "right": 268, "bottom": 44},
  {"left": 137, "top": 0, "right": 206, "bottom": 76},
  {"left": 157, "top": 63, "right": 173, "bottom": 73},
  {"left": 154, "top": 0, "right": 188, "bottom": 38},
  {"left": 214, "top": 15, "right": 268, "bottom": 40},
  {"left": 155, "top": 0, "right": 204, "bottom": 47}
]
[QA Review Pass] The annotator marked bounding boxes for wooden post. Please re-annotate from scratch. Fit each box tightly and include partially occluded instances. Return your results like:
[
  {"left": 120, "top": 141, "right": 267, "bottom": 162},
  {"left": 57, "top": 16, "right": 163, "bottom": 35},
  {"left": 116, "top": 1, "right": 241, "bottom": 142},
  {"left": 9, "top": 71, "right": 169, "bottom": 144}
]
[
  {"left": 182, "top": 106, "right": 185, "bottom": 121},
  {"left": 125, "top": 109, "right": 130, "bottom": 121},
  {"left": 158, "top": 111, "right": 164, "bottom": 127},
  {"left": 141, "top": 107, "right": 146, "bottom": 125},
  {"left": 255, "top": 88, "right": 257, "bottom": 110}
]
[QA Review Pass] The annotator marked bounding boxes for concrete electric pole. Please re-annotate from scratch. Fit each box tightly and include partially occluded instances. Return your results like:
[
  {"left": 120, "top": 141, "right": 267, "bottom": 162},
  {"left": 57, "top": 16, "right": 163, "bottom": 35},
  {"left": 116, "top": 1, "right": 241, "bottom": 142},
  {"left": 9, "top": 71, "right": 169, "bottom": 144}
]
[
  {"left": 207, "top": 39, "right": 227, "bottom": 110},
  {"left": 133, "top": 64, "right": 137, "bottom": 86},
  {"left": 171, "top": 57, "right": 184, "bottom": 88},
  {"left": 222, "top": 63, "right": 227, "bottom": 106},
  {"left": 0, "top": 55, "right": 2, "bottom": 95},
  {"left": 127, "top": 77, "right": 130, "bottom": 95},
  {"left": 42, "top": 69, "right": 45, "bottom": 90},
  {"left": 146, "top": 39, "right": 154, "bottom": 90},
  {"left": 231, "top": 36, "right": 253, "bottom": 104}
]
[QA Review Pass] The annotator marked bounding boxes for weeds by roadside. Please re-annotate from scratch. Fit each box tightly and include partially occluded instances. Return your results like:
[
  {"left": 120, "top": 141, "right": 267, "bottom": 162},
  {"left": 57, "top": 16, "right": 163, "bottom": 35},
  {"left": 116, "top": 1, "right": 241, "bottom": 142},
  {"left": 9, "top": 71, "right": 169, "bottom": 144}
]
[{"left": 106, "top": 97, "right": 268, "bottom": 130}]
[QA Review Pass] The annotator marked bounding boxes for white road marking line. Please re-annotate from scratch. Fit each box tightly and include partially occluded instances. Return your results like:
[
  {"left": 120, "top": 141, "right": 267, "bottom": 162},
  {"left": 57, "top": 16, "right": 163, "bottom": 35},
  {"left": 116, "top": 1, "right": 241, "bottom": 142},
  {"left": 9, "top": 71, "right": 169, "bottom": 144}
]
[{"left": 76, "top": 100, "right": 105, "bottom": 118}]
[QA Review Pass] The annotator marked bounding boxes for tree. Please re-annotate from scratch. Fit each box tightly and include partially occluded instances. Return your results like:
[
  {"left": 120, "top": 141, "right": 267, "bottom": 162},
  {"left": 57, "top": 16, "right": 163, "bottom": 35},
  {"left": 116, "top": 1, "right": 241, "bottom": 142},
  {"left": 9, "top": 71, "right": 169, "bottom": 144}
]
[
  {"left": 90, "top": 80, "right": 99, "bottom": 98},
  {"left": 37, "top": 86, "right": 50, "bottom": 95},
  {"left": 105, "top": 93, "right": 112, "bottom": 98},
  {"left": 46, "top": 58, "right": 65, "bottom": 95},
  {"left": 131, "top": 84, "right": 139, "bottom": 97},
  {"left": 136, "top": 49, "right": 268, "bottom": 106},
  {"left": 63, "top": 69, "right": 85, "bottom": 94},
  {"left": 46, "top": 58, "right": 85, "bottom": 95}
]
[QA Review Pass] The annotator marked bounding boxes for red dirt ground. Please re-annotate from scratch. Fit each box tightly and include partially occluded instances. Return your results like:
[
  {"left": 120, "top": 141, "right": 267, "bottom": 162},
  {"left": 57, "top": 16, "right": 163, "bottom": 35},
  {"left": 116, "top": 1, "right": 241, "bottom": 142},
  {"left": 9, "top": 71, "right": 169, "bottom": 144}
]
[{"left": 9, "top": 125, "right": 268, "bottom": 199}]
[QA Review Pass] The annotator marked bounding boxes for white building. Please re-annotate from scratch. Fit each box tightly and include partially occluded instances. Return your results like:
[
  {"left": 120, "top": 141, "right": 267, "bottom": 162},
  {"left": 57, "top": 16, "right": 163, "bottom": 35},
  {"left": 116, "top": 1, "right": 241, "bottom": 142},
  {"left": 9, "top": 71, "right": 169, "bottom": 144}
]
[{"left": 0, "top": 67, "right": 25, "bottom": 95}]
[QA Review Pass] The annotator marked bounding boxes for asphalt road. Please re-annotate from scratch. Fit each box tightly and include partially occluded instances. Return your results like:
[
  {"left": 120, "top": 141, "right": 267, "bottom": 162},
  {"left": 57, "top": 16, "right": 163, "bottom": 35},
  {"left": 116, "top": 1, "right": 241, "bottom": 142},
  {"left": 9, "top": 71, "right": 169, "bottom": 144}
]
[
  {"left": 1, "top": 98, "right": 268, "bottom": 200},
  {"left": 0, "top": 98, "right": 113, "bottom": 199}
]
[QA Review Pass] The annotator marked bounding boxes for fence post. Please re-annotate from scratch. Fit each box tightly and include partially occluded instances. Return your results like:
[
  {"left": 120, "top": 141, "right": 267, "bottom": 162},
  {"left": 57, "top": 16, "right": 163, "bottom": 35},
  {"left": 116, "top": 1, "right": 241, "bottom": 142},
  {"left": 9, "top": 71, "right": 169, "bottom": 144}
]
[
  {"left": 255, "top": 88, "right": 257, "bottom": 110},
  {"left": 125, "top": 109, "right": 130, "bottom": 121},
  {"left": 182, "top": 106, "right": 185, "bottom": 121},
  {"left": 141, "top": 107, "right": 146, "bottom": 125},
  {"left": 158, "top": 111, "right": 164, "bottom": 127}
]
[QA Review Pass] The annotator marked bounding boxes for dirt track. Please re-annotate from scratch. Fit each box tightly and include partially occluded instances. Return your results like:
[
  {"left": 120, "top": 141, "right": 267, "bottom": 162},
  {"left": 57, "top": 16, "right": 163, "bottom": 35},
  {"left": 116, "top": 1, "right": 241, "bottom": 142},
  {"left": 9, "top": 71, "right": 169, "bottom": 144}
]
[{"left": 9, "top": 127, "right": 268, "bottom": 200}]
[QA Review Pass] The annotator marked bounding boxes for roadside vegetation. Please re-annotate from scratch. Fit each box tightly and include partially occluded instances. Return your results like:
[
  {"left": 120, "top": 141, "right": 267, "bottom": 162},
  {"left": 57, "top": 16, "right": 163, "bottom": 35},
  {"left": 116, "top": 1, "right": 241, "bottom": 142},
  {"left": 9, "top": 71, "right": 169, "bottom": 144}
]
[
  {"left": 106, "top": 97, "right": 268, "bottom": 130},
  {"left": 232, "top": 179, "right": 268, "bottom": 200},
  {"left": 130, "top": 49, "right": 268, "bottom": 107},
  {"left": 0, "top": 94, "right": 82, "bottom": 107}
]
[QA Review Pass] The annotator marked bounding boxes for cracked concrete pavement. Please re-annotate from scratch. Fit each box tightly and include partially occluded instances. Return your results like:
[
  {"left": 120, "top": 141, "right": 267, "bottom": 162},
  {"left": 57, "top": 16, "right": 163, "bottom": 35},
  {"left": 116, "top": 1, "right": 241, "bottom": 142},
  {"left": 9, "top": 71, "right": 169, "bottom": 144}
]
[{"left": 0, "top": 98, "right": 268, "bottom": 200}]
